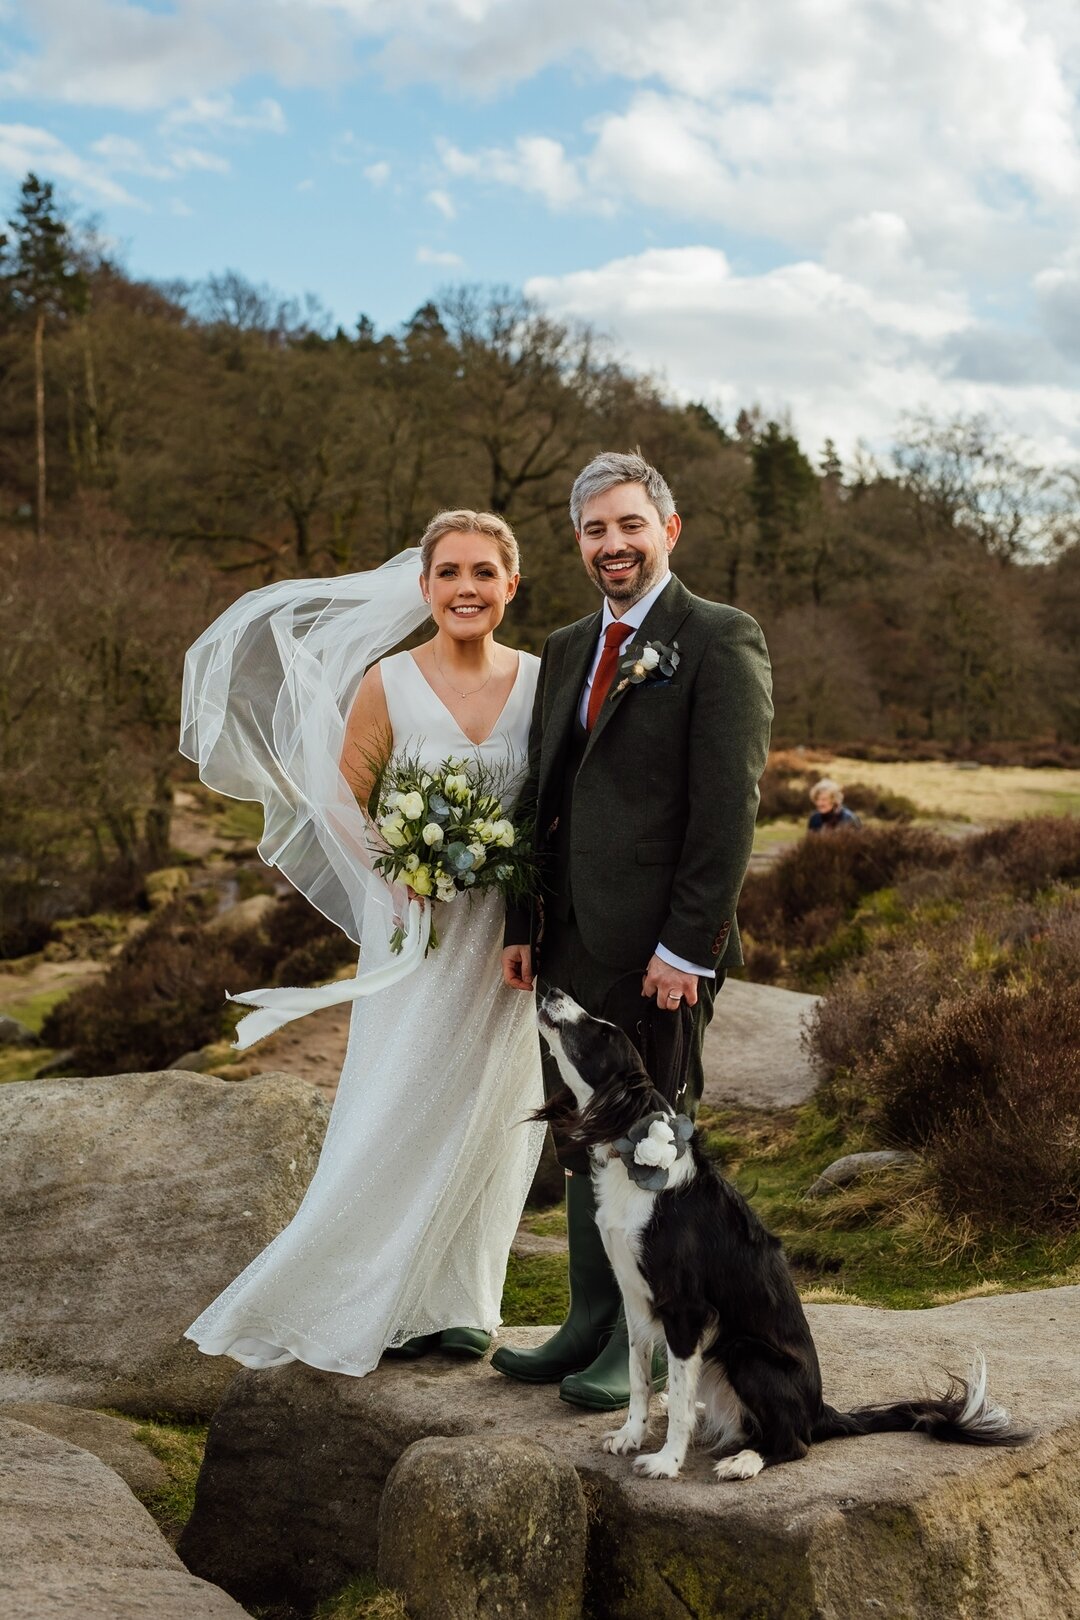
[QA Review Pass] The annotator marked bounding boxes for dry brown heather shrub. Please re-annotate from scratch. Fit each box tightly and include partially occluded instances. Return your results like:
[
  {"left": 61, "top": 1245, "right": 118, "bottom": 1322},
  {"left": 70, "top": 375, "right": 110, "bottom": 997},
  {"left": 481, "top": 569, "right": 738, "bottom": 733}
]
[
  {"left": 809, "top": 888, "right": 1080, "bottom": 1114},
  {"left": 862, "top": 976, "right": 1078, "bottom": 1151},
  {"left": 738, "top": 822, "right": 953, "bottom": 946},
  {"left": 926, "top": 984, "right": 1080, "bottom": 1233},
  {"left": 757, "top": 764, "right": 810, "bottom": 821},
  {"left": 963, "top": 814, "right": 1080, "bottom": 893},
  {"left": 42, "top": 905, "right": 254, "bottom": 1073},
  {"left": 42, "top": 889, "right": 355, "bottom": 1074},
  {"left": 839, "top": 781, "right": 918, "bottom": 821},
  {"left": 807, "top": 939, "right": 947, "bottom": 1099}
]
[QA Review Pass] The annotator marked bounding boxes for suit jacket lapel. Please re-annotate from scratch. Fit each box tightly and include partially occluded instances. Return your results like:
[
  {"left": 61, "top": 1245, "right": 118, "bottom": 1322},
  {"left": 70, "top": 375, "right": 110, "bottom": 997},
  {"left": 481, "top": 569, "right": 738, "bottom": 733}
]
[
  {"left": 539, "top": 612, "right": 600, "bottom": 806},
  {"left": 583, "top": 575, "right": 694, "bottom": 757}
]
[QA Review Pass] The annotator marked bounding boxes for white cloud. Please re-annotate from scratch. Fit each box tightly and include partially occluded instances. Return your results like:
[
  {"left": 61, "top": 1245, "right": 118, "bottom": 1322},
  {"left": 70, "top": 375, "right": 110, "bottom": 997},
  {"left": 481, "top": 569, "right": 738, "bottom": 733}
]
[
  {"left": 527, "top": 246, "right": 1080, "bottom": 458},
  {"left": 426, "top": 186, "right": 455, "bottom": 219},
  {"left": 90, "top": 130, "right": 230, "bottom": 183},
  {"left": 1, "top": 0, "right": 342, "bottom": 110},
  {"left": 364, "top": 160, "right": 391, "bottom": 186},
  {"left": 0, "top": 122, "right": 140, "bottom": 204},
  {"left": 169, "top": 197, "right": 194, "bottom": 217},
  {"left": 417, "top": 245, "right": 464, "bottom": 266},
  {"left": 1035, "top": 248, "right": 1080, "bottom": 362},
  {"left": 424, "top": 1, "right": 1080, "bottom": 280},
  {"left": 439, "top": 134, "right": 587, "bottom": 211},
  {"left": 161, "top": 95, "right": 287, "bottom": 136},
  {"left": 166, "top": 145, "right": 231, "bottom": 175},
  {"left": 90, "top": 132, "right": 173, "bottom": 180}
]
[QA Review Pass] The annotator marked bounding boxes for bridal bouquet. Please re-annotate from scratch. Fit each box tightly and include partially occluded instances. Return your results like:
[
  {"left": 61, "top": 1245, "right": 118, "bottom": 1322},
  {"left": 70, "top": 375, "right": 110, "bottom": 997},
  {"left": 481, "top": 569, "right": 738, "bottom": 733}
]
[{"left": 370, "top": 753, "right": 537, "bottom": 953}]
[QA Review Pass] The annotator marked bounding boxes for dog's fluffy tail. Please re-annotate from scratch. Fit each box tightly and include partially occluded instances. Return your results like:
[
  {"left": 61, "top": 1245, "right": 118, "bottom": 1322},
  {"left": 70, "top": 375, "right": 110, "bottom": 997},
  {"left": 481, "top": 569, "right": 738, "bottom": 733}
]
[{"left": 812, "top": 1354, "right": 1030, "bottom": 1448}]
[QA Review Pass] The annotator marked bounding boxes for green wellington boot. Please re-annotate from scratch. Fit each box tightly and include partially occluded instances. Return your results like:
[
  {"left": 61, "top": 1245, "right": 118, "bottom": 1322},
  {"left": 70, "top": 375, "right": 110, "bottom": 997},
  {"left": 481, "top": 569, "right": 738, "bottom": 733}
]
[
  {"left": 490, "top": 1173, "right": 621, "bottom": 1383},
  {"left": 382, "top": 1332, "right": 441, "bottom": 1360},
  {"left": 438, "top": 1327, "right": 492, "bottom": 1358},
  {"left": 559, "top": 1310, "right": 667, "bottom": 1412}
]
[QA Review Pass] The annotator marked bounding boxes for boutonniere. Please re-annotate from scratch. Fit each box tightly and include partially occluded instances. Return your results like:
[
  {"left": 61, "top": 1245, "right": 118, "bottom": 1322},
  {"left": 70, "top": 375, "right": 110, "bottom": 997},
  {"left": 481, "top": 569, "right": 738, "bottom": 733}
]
[
  {"left": 612, "top": 638, "right": 680, "bottom": 699},
  {"left": 612, "top": 1111, "right": 694, "bottom": 1190}
]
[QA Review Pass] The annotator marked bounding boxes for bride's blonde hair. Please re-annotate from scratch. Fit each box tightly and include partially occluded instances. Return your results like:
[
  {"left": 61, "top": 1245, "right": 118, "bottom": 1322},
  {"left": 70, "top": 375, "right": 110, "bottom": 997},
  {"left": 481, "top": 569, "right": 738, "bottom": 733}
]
[{"left": 419, "top": 509, "right": 520, "bottom": 578}]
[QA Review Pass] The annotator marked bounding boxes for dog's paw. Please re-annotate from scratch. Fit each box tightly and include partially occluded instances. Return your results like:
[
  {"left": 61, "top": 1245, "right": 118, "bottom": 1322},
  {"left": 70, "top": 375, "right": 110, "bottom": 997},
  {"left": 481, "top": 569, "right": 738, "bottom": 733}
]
[
  {"left": 633, "top": 1449, "right": 682, "bottom": 1480},
  {"left": 603, "top": 1422, "right": 645, "bottom": 1455},
  {"left": 712, "top": 1448, "right": 764, "bottom": 1482}
]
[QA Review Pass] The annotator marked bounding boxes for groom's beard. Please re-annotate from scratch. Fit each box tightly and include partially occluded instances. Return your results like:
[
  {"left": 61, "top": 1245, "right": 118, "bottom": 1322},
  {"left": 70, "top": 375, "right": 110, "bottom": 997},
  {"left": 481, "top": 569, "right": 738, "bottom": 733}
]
[{"left": 585, "top": 546, "right": 667, "bottom": 608}]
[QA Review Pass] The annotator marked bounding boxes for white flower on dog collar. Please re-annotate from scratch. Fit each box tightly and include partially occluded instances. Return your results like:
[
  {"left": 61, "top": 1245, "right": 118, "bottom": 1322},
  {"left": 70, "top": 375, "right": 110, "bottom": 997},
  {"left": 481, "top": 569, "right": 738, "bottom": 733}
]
[{"left": 613, "top": 1111, "right": 694, "bottom": 1190}]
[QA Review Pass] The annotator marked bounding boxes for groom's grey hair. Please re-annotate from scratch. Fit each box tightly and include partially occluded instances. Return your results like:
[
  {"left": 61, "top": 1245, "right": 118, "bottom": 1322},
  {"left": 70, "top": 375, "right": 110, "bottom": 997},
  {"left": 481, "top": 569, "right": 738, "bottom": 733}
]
[{"left": 570, "top": 451, "right": 676, "bottom": 532}]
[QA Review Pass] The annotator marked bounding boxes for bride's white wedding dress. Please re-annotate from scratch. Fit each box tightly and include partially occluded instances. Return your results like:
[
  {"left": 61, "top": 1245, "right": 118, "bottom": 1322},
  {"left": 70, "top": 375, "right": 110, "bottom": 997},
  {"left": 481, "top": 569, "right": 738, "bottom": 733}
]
[{"left": 185, "top": 650, "right": 545, "bottom": 1376}]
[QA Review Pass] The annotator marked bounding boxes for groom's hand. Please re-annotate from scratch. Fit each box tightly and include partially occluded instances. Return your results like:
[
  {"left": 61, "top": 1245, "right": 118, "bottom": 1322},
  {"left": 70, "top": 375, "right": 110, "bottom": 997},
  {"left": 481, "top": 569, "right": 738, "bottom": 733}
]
[
  {"left": 642, "top": 954, "right": 699, "bottom": 1009},
  {"left": 502, "top": 943, "right": 534, "bottom": 991}
]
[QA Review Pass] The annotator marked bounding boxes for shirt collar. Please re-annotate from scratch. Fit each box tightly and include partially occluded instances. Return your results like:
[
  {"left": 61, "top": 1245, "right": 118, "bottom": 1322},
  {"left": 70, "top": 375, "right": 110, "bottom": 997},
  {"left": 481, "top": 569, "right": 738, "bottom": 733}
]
[{"left": 600, "top": 570, "right": 671, "bottom": 636}]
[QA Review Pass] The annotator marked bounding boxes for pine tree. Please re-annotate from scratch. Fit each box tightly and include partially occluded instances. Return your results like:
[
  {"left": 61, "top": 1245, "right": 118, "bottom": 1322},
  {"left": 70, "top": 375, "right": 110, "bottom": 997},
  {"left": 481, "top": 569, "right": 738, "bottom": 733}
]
[{"left": 0, "top": 174, "right": 86, "bottom": 539}]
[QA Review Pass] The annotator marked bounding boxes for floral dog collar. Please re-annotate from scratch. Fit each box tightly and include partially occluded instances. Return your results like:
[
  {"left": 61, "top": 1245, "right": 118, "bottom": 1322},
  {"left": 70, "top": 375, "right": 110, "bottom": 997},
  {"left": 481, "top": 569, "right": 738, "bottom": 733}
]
[{"left": 612, "top": 1110, "right": 694, "bottom": 1190}]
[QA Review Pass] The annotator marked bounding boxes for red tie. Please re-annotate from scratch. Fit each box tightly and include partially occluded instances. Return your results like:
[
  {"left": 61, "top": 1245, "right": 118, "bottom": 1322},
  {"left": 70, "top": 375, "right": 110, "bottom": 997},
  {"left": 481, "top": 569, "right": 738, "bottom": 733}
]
[{"left": 586, "top": 621, "right": 634, "bottom": 731}]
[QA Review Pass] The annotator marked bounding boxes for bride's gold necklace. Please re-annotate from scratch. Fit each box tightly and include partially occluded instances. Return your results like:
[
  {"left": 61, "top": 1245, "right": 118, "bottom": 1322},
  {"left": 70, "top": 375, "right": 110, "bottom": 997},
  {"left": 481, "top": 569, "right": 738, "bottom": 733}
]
[{"left": 433, "top": 645, "right": 496, "bottom": 698}]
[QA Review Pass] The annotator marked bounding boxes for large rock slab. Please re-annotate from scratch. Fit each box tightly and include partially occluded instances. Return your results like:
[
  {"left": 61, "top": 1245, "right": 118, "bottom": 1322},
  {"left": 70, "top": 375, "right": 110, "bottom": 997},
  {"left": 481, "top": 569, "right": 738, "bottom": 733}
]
[
  {"left": 179, "top": 1288, "right": 1079, "bottom": 1618},
  {"left": 703, "top": 977, "right": 822, "bottom": 1110},
  {"left": 0, "top": 1069, "right": 328, "bottom": 1418},
  {"left": 0, "top": 1415, "right": 247, "bottom": 1618},
  {"left": 2, "top": 1402, "right": 168, "bottom": 1496}
]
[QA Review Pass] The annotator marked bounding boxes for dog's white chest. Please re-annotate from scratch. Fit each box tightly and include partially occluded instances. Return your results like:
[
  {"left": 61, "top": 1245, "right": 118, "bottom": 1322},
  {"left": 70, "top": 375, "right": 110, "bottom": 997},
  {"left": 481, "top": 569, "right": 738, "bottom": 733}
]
[
  {"left": 592, "top": 1161, "right": 658, "bottom": 1326},
  {"left": 594, "top": 1161, "right": 654, "bottom": 1251}
]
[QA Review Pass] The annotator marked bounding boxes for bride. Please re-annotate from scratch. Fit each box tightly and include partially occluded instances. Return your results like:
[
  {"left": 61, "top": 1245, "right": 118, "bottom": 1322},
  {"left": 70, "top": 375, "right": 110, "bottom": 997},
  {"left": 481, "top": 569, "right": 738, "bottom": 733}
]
[{"left": 181, "top": 510, "right": 544, "bottom": 1375}]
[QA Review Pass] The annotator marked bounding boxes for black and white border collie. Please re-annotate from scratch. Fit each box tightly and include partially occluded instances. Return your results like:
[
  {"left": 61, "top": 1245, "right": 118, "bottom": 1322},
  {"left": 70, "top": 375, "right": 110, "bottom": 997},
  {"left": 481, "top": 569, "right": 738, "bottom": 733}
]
[{"left": 535, "top": 985, "right": 1030, "bottom": 1482}]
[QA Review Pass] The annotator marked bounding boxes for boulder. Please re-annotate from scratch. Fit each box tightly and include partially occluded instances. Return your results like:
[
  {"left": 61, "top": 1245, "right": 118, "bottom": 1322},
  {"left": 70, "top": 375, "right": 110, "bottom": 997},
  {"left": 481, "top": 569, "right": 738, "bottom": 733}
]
[
  {"left": 2, "top": 1402, "right": 168, "bottom": 1497},
  {"left": 702, "top": 978, "right": 822, "bottom": 1110},
  {"left": 378, "top": 1434, "right": 587, "bottom": 1620},
  {"left": 805, "top": 1149, "right": 920, "bottom": 1199},
  {"left": 180, "top": 1289, "right": 1080, "bottom": 1618},
  {"left": 206, "top": 894, "right": 278, "bottom": 940},
  {"left": 0, "top": 1069, "right": 328, "bottom": 1418},
  {"left": 0, "top": 1415, "right": 247, "bottom": 1618}
]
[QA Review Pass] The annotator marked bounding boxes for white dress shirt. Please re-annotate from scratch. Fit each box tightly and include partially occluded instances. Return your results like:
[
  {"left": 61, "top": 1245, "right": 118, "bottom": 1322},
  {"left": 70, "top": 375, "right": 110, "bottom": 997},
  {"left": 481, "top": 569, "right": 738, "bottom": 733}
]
[{"left": 578, "top": 572, "right": 714, "bottom": 981}]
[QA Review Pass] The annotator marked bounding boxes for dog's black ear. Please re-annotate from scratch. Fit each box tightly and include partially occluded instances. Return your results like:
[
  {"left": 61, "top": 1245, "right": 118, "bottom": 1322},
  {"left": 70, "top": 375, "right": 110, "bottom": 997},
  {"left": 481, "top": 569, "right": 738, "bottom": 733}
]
[
  {"left": 530, "top": 1088, "right": 579, "bottom": 1129},
  {"left": 575, "top": 1062, "right": 654, "bottom": 1147}
]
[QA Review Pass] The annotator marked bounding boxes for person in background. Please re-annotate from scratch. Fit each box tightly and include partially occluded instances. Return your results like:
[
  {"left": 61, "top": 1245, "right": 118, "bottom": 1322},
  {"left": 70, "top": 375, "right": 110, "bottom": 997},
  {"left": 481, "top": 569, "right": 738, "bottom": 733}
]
[{"left": 807, "top": 778, "right": 861, "bottom": 832}]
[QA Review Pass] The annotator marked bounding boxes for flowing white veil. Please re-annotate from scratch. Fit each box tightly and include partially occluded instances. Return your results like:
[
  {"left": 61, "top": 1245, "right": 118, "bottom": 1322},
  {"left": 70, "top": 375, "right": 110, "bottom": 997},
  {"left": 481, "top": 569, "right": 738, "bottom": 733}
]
[{"left": 180, "top": 547, "right": 433, "bottom": 1047}]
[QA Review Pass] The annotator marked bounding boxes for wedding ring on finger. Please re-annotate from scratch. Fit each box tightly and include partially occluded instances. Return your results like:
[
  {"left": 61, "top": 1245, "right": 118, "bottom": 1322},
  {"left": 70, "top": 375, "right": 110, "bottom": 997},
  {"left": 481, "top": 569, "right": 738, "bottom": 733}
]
[{"left": 667, "top": 991, "right": 681, "bottom": 1002}]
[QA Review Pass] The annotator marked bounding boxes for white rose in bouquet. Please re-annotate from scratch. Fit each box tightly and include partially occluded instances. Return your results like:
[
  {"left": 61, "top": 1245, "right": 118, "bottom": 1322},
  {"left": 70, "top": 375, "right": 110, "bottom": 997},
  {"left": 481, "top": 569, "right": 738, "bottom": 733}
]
[
  {"left": 444, "top": 772, "right": 470, "bottom": 802},
  {"left": 491, "top": 819, "right": 515, "bottom": 847},
  {"left": 421, "top": 822, "right": 445, "bottom": 846},
  {"left": 400, "top": 790, "right": 425, "bottom": 821},
  {"left": 467, "top": 841, "right": 487, "bottom": 868}
]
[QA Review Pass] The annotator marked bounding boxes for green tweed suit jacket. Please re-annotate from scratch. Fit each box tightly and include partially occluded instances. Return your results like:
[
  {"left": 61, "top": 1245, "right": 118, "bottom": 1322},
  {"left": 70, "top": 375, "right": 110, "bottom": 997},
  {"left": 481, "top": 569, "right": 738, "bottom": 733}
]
[{"left": 507, "top": 574, "right": 773, "bottom": 972}]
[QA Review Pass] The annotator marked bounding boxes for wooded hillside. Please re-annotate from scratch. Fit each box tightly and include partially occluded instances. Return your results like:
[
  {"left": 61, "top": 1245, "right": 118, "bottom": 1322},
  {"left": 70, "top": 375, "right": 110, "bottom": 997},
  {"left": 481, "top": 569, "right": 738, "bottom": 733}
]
[{"left": 1, "top": 172, "right": 1078, "bottom": 952}]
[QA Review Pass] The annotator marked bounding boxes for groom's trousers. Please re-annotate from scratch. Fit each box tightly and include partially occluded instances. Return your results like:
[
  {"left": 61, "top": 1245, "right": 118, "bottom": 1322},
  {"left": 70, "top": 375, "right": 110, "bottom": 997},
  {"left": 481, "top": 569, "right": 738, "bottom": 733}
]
[{"left": 538, "top": 916, "right": 720, "bottom": 1175}]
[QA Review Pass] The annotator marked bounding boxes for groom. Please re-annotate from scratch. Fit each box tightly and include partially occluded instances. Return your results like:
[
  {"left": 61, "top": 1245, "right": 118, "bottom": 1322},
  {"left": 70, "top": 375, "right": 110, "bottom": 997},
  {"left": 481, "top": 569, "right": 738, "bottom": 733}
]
[{"left": 495, "top": 450, "right": 773, "bottom": 1411}]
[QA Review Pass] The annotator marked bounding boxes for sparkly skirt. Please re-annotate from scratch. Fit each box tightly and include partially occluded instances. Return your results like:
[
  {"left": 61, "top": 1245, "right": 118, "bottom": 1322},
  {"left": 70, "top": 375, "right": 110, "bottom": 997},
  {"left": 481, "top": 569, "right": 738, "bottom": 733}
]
[{"left": 185, "top": 890, "right": 545, "bottom": 1376}]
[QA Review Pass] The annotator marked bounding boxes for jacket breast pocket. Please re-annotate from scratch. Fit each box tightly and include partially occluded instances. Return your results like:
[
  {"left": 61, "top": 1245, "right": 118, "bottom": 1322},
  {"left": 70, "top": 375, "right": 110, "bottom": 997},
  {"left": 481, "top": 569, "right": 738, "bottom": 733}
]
[{"left": 636, "top": 839, "right": 681, "bottom": 865}]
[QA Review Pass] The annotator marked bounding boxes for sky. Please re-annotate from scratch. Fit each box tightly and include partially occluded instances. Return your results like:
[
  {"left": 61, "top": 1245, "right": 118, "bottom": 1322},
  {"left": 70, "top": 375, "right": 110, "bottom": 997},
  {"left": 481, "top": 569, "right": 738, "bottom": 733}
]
[{"left": 2, "top": 0, "right": 1080, "bottom": 462}]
